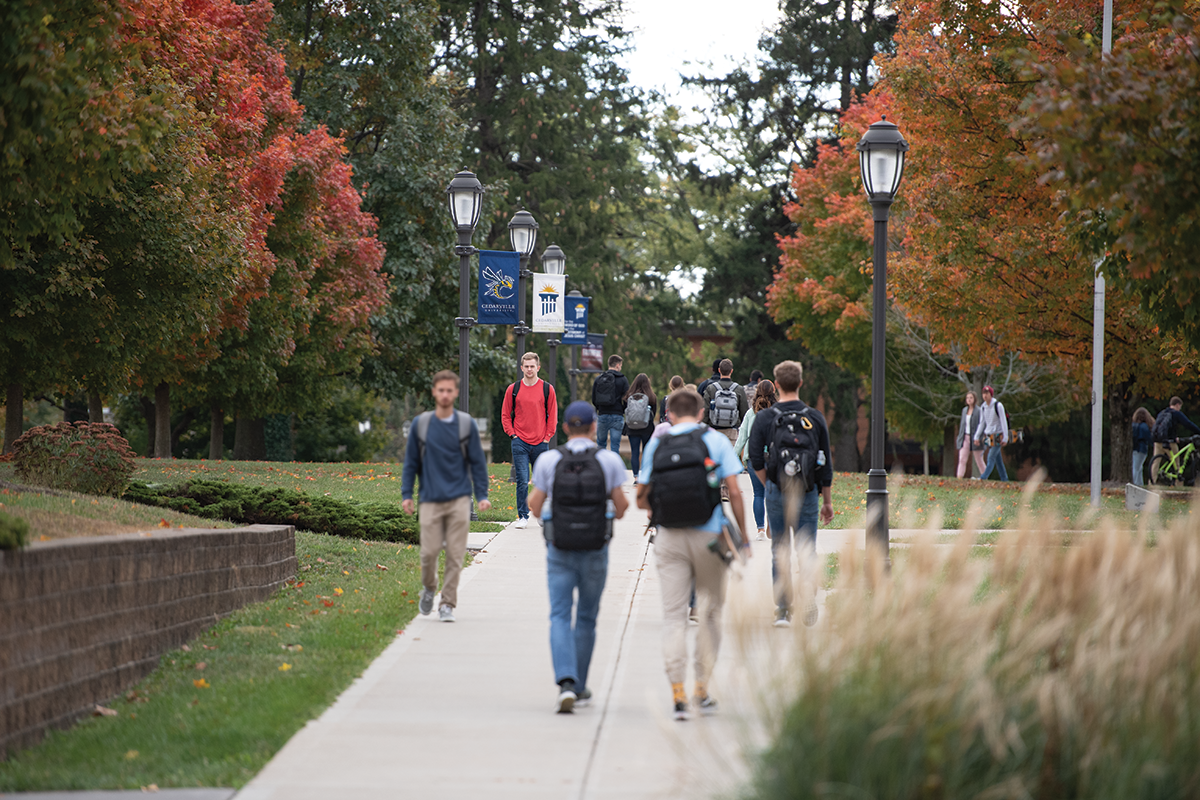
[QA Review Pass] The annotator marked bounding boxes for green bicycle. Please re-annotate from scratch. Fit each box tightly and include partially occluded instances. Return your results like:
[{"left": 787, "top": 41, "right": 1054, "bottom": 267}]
[{"left": 1151, "top": 435, "right": 1200, "bottom": 487}]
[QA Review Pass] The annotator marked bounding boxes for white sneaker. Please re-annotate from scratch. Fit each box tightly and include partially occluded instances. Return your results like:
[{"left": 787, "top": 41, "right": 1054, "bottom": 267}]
[
  {"left": 514, "top": 517, "right": 529, "bottom": 529},
  {"left": 438, "top": 604, "right": 455, "bottom": 622},
  {"left": 756, "top": 529, "right": 766, "bottom": 541},
  {"left": 533, "top": 516, "right": 543, "bottom": 526}
]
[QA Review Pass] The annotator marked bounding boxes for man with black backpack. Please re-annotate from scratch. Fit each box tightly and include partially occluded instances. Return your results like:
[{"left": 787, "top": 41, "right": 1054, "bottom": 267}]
[
  {"left": 748, "top": 360, "right": 833, "bottom": 628},
  {"left": 401, "top": 371, "right": 491, "bottom": 623},
  {"left": 528, "top": 401, "right": 629, "bottom": 714},
  {"left": 636, "top": 388, "right": 746, "bottom": 721},
  {"left": 1151, "top": 396, "right": 1200, "bottom": 484},
  {"left": 501, "top": 352, "right": 558, "bottom": 528},
  {"left": 591, "top": 355, "right": 629, "bottom": 456},
  {"left": 702, "top": 358, "right": 749, "bottom": 448}
]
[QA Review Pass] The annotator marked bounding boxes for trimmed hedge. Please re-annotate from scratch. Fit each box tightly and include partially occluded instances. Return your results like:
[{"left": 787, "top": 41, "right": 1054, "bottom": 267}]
[
  {"left": 0, "top": 510, "right": 30, "bottom": 550},
  {"left": 123, "top": 480, "right": 419, "bottom": 544}
]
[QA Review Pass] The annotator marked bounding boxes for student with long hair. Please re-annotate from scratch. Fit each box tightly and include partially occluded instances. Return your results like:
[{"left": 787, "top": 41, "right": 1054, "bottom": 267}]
[
  {"left": 735, "top": 379, "right": 776, "bottom": 540},
  {"left": 1132, "top": 407, "right": 1155, "bottom": 487},
  {"left": 622, "top": 372, "right": 658, "bottom": 476},
  {"left": 659, "top": 375, "right": 683, "bottom": 424}
]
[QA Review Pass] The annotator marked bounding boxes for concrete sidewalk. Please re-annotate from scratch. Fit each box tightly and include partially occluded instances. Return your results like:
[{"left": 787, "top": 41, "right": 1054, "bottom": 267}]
[
  {"left": 2, "top": 474, "right": 881, "bottom": 800},
  {"left": 234, "top": 473, "right": 868, "bottom": 800}
]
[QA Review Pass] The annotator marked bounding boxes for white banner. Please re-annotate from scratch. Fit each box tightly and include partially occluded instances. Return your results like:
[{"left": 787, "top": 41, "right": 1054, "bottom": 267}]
[{"left": 530, "top": 273, "right": 567, "bottom": 333}]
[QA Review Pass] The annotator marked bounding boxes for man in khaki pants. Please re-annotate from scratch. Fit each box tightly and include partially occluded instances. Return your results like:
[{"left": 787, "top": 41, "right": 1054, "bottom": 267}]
[
  {"left": 636, "top": 389, "right": 746, "bottom": 721},
  {"left": 402, "top": 370, "right": 491, "bottom": 622}
]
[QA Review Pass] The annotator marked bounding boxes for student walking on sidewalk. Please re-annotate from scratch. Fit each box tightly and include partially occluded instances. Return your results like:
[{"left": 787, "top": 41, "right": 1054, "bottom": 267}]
[
  {"left": 973, "top": 385, "right": 1009, "bottom": 481},
  {"left": 637, "top": 388, "right": 746, "bottom": 721},
  {"left": 401, "top": 371, "right": 491, "bottom": 623},
  {"left": 502, "top": 352, "right": 558, "bottom": 528},
  {"left": 591, "top": 355, "right": 629, "bottom": 455},
  {"left": 528, "top": 401, "right": 629, "bottom": 714},
  {"left": 747, "top": 360, "right": 833, "bottom": 627}
]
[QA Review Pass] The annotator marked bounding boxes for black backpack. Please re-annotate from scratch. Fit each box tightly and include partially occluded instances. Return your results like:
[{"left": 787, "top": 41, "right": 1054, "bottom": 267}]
[
  {"left": 550, "top": 447, "right": 611, "bottom": 550},
  {"left": 592, "top": 371, "right": 619, "bottom": 408},
  {"left": 1153, "top": 408, "right": 1174, "bottom": 442},
  {"left": 766, "top": 405, "right": 821, "bottom": 492},
  {"left": 511, "top": 379, "right": 551, "bottom": 428},
  {"left": 649, "top": 427, "right": 722, "bottom": 527}
]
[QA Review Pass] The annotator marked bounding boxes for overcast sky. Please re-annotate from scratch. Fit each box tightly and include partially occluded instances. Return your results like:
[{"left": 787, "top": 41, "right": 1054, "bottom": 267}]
[{"left": 617, "top": 0, "right": 782, "bottom": 100}]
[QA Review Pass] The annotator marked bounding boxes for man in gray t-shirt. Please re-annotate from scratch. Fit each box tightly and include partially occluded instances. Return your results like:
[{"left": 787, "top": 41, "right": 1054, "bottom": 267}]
[{"left": 529, "top": 401, "right": 628, "bottom": 714}]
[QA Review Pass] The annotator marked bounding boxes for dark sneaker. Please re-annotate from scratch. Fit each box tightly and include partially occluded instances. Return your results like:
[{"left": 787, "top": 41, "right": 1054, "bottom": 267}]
[
  {"left": 803, "top": 599, "right": 819, "bottom": 627},
  {"left": 574, "top": 687, "right": 593, "bottom": 708},
  {"left": 419, "top": 588, "right": 435, "bottom": 616},
  {"left": 556, "top": 680, "right": 577, "bottom": 714},
  {"left": 696, "top": 694, "right": 718, "bottom": 716},
  {"left": 673, "top": 701, "right": 690, "bottom": 721},
  {"left": 773, "top": 607, "right": 791, "bottom": 627}
]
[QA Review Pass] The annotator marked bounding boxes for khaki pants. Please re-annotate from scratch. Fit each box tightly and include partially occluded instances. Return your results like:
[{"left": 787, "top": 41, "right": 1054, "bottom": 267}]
[
  {"left": 714, "top": 427, "right": 739, "bottom": 447},
  {"left": 419, "top": 495, "right": 471, "bottom": 608},
  {"left": 654, "top": 526, "right": 728, "bottom": 685},
  {"left": 1151, "top": 441, "right": 1178, "bottom": 484}
]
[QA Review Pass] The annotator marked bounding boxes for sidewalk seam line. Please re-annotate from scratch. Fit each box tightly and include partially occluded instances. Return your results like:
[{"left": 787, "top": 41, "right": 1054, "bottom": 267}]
[{"left": 577, "top": 534, "right": 652, "bottom": 800}]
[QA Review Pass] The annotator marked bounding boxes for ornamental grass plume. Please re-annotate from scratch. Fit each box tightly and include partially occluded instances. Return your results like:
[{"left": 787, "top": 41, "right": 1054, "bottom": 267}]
[{"left": 738, "top": 472, "right": 1200, "bottom": 800}]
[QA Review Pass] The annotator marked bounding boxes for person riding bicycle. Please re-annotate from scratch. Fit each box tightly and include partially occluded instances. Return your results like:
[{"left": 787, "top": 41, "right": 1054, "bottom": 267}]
[{"left": 1151, "top": 397, "right": 1200, "bottom": 485}]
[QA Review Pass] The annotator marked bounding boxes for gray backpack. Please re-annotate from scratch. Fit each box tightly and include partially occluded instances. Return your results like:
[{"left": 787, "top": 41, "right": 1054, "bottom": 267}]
[
  {"left": 413, "top": 411, "right": 473, "bottom": 463},
  {"left": 624, "top": 393, "right": 652, "bottom": 430},
  {"left": 709, "top": 380, "right": 740, "bottom": 429}
]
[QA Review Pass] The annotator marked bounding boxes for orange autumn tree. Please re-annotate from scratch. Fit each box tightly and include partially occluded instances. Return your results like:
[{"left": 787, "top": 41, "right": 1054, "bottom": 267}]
[
  {"left": 878, "top": 0, "right": 1194, "bottom": 481},
  {"left": 770, "top": 93, "right": 1074, "bottom": 457}
]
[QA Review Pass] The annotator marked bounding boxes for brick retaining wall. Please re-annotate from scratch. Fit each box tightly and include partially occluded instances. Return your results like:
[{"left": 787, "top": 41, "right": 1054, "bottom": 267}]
[{"left": 0, "top": 525, "right": 296, "bottom": 758}]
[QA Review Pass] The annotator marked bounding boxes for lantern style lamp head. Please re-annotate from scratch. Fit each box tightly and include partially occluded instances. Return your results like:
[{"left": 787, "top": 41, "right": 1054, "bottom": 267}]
[
  {"left": 446, "top": 170, "right": 484, "bottom": 232},
  {"left": 856, "top": 117, "right": 909, "bottom": 202},
  {"left": 508, "top": 208, "right": 539, "bottom": 256},
  {"left": 541, "top": 244, "right": 566, "bottom": 275}
]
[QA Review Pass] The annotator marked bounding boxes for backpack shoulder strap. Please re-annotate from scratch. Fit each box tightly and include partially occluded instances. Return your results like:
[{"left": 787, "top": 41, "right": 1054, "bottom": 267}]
[
  {"left": 542, "top": 380, "right": 550, "bottom": 425},
  {"left": 414, "top": 411, "right": 433, "bottom": 461},
  {"left": 455, "top": 411, "right": 472, "bottom": 463}
]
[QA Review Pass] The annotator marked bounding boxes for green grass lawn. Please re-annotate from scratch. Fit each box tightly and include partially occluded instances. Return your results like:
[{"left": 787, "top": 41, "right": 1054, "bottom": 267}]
[
  {"left": 824, "top": 472, "right": 1192, "bottom": 531},
  {"left": 127, "top": 459, "right": 519, "bottom": 529},
  {"left": 0, "top": 532, "right": 432, "bottom": 791}
]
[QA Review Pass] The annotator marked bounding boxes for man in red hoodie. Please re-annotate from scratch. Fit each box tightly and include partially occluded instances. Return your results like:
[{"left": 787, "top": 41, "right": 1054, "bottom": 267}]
[{"left": 502, "top": 352, "right": 558, "bottom": 528}]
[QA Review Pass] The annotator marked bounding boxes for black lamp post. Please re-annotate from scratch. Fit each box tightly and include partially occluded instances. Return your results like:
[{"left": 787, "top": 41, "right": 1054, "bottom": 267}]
[
  {"left": 508, "top": 208, "right": 538, "bottom": 362},
  {"left": 446, "top": 170, "right": 484, "bottom": 414},
  {"left": 856, "top": 117, "right": 909, "bottom": 565},
  {"left": 541, "top": 244, "right": 566, "bottom": 446}
]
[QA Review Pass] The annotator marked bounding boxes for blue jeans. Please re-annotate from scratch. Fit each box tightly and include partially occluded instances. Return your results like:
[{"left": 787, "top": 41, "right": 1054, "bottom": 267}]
[
  {"left": 748, "top": 466, "right": 766, "bottom": 530},
  {"left": 512, "top": 438, "right": 549, "bottom": 519},
  {"left": 981, "top": 443, "right": 1008, "bottom": 481},
  {"left": 765, "top": 481, "right": 819, "bottom": 612},
  {"left": 596, "top": 414, "right": 623, "bottom": 456},
  {"left": 628, "top": 431, "right": 652, "bottom": 474},
  {"left": 547, "top": 543, "right": 609, "bottom": 690},
  {"left": 1132, "top": 449, "right": 1148, "bottom": 486}
]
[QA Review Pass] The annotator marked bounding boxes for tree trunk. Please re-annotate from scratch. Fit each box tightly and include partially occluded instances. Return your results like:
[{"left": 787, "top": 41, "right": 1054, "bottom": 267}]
[
  {"left": 209, "top": 404, "right": 225, "bottom": 461},
  {"left": 88, "top": 392, "right": 104, "bottom": 423},
  {"left": 4, "top": 383, "right": 23, "bottom": 454},
  {"left": 942, "top": 424, "right": 958, "bottom": 477},
  {"left": 234, "top": 415, "right": 267, "bottom": 461},
  {"left": 154, "top": 382, "right": 172, "bottom": 459},
  {"left": 1108, "top": 380, "right": 1133, "bottom": 485},
  {"left": 141, "top": 396, "right": 156, "bottom": 456}
]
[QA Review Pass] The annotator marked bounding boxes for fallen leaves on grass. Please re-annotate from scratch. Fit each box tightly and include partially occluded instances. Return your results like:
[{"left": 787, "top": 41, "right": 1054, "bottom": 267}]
[
  {"left": 193, "top": 678, "right": 210, "bottom": 689},
  {"left": 93, "top": 705, "right": 118, "bottom": 717}
]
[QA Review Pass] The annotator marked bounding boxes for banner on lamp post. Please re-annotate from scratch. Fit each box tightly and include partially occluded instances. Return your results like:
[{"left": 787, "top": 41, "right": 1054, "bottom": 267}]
[
  {"left": 580, "top": 333, "right": 606, "bottom": 373},
  {"left": 530, "top": 274, "right": 566, "bottom": 333},
  {"left": 561, "top": 296, "right": 590, "bottom": 345},
  {"left": 476, "top": 250, "right": 520, "bottom": 325}
]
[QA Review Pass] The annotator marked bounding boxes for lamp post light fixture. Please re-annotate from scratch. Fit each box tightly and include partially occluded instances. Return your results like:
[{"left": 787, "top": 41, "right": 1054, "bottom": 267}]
[
  {"left": 542, "top": 244, "right": 566, "bottom": 446},
  {"left": 856, "top": 116, "right": 909, "bottom": 567},
  {"left": 447, "top": 170, "right": 485, "bottom": 415},
  {"left": 508, "top": 208, "right": 539, "bottom": 363}
]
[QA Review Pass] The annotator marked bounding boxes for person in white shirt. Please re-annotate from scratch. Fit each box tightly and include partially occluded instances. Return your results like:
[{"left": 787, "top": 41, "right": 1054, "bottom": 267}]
[
  {"left": 973, "top": 385, "right": 1009, "bottom": 481},
  {"left": 955, "top": 390, "right": 986, "bottom": 479}
]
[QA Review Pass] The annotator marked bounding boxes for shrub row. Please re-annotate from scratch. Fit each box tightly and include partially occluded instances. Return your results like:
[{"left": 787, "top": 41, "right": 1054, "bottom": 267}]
[
  {"left": 123, "top": 480, "right": 419, "bottom": 544},
  {"left": 0, "top": 510, "right": 29, "bottom": 550}
]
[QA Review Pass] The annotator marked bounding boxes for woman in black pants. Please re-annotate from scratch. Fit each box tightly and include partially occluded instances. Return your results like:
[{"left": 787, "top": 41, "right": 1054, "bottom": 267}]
[{"left": 623, "top": 372, "right": 658, "bottom": 477}]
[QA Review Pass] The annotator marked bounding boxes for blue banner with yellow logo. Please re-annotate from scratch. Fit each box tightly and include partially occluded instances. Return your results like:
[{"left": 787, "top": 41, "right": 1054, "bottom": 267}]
[
  {"left": 561, "top": 295, "right": 590, "bottom": 345},
  {"left": 477, "top": 250, "right": 520, "bottom": 325}
]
